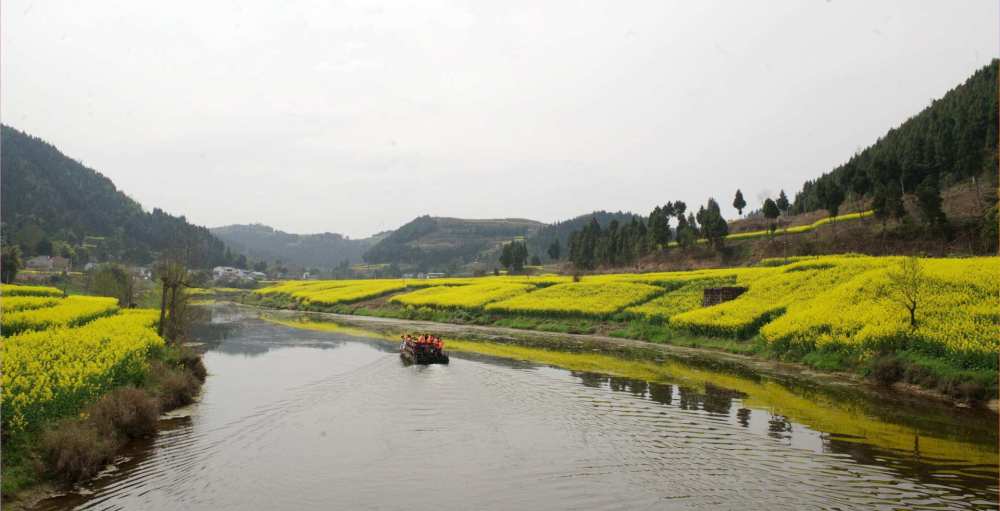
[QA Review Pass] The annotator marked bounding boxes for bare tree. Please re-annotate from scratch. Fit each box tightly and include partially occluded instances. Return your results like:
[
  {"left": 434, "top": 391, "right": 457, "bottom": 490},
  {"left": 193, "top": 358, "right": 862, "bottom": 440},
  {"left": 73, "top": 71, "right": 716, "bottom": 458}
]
[
  {"left": 882, "top": 256, "right": 927, "bottom": 328},
  {"left": 156, "top": 258, "right": 195, "bottom": 342}
]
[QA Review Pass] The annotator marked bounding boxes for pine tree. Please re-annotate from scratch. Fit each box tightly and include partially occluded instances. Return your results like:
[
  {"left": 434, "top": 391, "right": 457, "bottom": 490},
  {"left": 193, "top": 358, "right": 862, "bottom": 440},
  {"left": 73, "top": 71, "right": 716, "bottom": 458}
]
[
  {"left": 775, "top": 190, "right": 790, "bottom": 215},
  {"left": 733, "top": 189, "right": 747, "bottom": 216}
]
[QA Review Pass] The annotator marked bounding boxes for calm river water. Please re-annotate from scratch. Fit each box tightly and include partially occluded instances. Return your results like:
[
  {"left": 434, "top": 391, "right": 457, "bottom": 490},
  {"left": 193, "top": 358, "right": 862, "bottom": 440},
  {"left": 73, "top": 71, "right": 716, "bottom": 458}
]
[{"left": 36, "top": 307, "right": 998, "bottom": 510}]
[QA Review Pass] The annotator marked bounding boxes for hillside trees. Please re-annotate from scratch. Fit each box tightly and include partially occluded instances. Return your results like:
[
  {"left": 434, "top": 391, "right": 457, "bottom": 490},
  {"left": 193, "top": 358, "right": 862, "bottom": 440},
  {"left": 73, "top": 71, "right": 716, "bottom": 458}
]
[
  {"left": 1, "top": 125, "right": 236, "bottom": 268},
  {"left": 791, "top": 60, "right": 998, "bottom": 229},
  {"left": 915, "top": 176, "right": 947, "bottom": 228},
  {"left": 695, "top": 199, "right": 728, "bottom": 250},
  {"left": 547, "top": 239, "right": 561, "bottom": 261}
]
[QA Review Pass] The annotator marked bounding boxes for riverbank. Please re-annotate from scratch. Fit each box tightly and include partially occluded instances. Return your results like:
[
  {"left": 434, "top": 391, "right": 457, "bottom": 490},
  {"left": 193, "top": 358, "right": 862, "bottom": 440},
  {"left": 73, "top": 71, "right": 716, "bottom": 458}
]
[
  {"left": 1, "top": 343, "right": 207, "bottom": 509},
  {"left": 245, "top": 256, "right": 999, "bottom": 403},
  {"left": 247, "top": 304, "right": 998, "bottom": 412}
]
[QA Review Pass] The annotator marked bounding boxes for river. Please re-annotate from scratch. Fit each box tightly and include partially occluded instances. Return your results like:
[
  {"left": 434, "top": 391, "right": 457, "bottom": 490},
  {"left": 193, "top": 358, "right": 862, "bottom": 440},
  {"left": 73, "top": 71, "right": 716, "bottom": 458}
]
[{"left": 34, "top": 306, "right": 998, "bottom": 510}]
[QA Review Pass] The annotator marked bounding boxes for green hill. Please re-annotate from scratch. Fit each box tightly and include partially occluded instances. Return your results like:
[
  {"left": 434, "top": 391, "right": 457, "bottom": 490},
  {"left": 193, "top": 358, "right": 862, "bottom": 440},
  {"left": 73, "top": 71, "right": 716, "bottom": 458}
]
[
  {"left": 0, "top": 125, "right": 233, "bottom": 268},
  {"left": 210, "top": 223, "right": 385, "bottom": 269},
  {"left": 793, "top": 60, "right": 998, "bottom": 215},
  {"left": 362, "top": 216, "right": 545, "bottom": 272}
]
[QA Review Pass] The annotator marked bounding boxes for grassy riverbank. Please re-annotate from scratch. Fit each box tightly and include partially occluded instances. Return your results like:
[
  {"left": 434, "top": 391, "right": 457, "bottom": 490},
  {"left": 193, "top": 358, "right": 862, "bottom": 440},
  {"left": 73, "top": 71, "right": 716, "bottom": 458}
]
[
  {"left": 246, "top": 255, "right": 1000, "bottom": 400},
  {"left": 0, "top": 285, "right": 207, "bottom": 503}
]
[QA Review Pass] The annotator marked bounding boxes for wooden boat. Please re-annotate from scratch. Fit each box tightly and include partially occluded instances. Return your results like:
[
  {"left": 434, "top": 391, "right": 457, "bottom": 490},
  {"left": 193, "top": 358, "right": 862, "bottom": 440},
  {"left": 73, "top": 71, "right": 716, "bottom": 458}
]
[{"left": 399, "top": 335, "right": 449, "bottom": 365}]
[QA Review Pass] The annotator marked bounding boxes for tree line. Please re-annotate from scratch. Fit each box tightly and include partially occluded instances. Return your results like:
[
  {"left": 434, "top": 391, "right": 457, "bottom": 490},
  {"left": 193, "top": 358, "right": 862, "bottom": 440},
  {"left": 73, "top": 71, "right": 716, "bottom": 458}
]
[{"left": 564, "top": 198, "right": 732, "bottom": 270}]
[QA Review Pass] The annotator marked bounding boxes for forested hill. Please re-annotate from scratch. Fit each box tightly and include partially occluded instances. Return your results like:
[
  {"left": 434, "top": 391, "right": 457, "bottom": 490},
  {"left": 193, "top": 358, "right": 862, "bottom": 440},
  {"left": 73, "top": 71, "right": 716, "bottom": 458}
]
[
  {"left": 0, "top": 125, "right": 232, "bottom": 267},
  {"left": 793, "top": 60, "right": 998, "bottom": 214},
  {"left": 210, "top": 224, "right": 384, "bottom": 268},
  {"left": 362, "top": 216, "right": 544, "bottom": 271},
  {"left": 525, "top": 210, "right": 642, "bottom": 263}
]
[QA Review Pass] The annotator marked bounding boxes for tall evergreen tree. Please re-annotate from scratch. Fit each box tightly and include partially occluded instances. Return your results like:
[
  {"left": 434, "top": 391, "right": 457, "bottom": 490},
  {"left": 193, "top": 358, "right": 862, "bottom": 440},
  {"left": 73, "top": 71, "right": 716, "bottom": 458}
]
[
  {"left": 732, "top": 189, "right": 747, "bottom": 216},
  {"left": 762, "top": 198, "right": 781, "bottom": 238},
  {"left": 776, "top": 190, "right": 790, "bottom": 215},
  {"left": 696, "top": 199, "right": 729, "bottom": 250}
]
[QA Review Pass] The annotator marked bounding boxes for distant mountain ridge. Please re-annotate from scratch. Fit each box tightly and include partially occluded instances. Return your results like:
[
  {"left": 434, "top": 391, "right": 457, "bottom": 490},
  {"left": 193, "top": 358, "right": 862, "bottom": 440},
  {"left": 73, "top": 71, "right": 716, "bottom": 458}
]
[
  {"left": 358, "top": 212, "right": 643, "bottom": 272},
  {"left": 210, "top": 223, "right": 385, "bottom": 268},
  {"left": 361, "top": 215, "right": 546, "bottom": 272}
]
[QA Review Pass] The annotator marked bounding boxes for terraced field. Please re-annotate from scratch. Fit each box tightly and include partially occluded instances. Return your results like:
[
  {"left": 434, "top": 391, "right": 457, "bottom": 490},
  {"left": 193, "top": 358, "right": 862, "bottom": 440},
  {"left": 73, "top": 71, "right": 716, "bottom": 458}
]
[{"left": 254, "top": 255, "right": 1000, "bottom": 377}]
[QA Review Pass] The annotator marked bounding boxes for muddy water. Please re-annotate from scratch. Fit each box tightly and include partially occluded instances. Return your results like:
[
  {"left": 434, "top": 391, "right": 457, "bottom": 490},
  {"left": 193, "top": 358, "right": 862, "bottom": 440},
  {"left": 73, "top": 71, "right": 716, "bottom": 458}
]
[{"left": 36, "top": 308, "right": 998, "bottom": 510}]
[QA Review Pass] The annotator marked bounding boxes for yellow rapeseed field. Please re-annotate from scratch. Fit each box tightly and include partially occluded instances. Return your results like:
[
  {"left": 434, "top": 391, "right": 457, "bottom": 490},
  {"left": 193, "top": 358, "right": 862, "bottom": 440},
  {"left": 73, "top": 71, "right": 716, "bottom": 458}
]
[
  {"left": 1, "top": 296, "right": 61, "bottom": 313},
  {"left": 760, "top": 257, "right": 1000, "bottom": 368},
  {"left": 1, "top": 284, "right": 64, "bottom": 297},
  {"left": 485, "top": 281, "right": 664, "bottom": 317},
  {"left": 2, "top": 295, "right": 119, "bottom": 336},
  {"left": 391, "top": 282, "right": 536, "bottom": 309},
  {"left": 626, "top": 276, "right": 737, "bottom": 321},
  {"left": 1, "top": 308, "right": 164, "bottom": 432},
  {"left": 254, "top": 255, "right": 998, "bottom": 369}
]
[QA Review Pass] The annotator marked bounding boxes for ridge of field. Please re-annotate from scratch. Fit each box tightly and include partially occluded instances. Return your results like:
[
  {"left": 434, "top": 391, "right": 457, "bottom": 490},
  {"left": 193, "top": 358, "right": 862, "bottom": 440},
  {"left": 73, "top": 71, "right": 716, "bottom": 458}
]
[
  {"left": 1, "top": 296, "right": 62, "bottom": 313},
  {"left": 2, "top": 295, "right": 120, "bottom": 336},
  {"left": 1, "top": 284, "right": 64, "bottom": 297},
  {"left": 722, "top": 210, "right": 872, "bottom": 242}
]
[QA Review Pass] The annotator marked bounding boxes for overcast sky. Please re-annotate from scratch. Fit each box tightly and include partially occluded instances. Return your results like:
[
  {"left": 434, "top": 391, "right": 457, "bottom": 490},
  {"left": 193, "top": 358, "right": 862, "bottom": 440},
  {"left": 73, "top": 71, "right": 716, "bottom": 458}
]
[{"left": 3, "top": 1, "right": 997, "bottom": 238}]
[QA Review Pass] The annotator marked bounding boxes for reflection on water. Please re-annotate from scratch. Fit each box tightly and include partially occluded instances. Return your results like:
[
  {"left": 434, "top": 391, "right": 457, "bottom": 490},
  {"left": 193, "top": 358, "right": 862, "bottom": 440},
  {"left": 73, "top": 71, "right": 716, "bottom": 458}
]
[{"left": 35, "top": 306, "right": 998, "bottom": 510}]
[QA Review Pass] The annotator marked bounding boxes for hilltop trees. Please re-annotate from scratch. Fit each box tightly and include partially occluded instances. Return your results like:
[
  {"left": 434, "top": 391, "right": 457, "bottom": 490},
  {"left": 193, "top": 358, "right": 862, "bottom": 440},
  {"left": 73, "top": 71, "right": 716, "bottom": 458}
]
[{"left": 733, "top": 190, "right": 747, "bottom": 216}]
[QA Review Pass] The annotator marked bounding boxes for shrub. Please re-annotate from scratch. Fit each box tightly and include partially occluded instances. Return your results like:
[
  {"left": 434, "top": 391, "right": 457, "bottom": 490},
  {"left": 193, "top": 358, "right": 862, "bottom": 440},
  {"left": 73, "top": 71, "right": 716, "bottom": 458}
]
[
  {"left": 87, "top": 387, "right": 160, "bottom": 439},
  {"left": 39, "top": 421, "right": 117, "bottom": 483},
  {"left": 151, "top": 362, "right": 200, "bottom": 410},
  {"left": 869, "top": 355, "right": 904, "bottom": 386}
]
